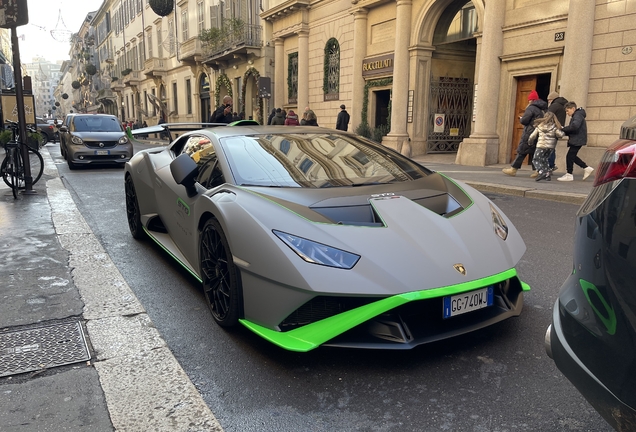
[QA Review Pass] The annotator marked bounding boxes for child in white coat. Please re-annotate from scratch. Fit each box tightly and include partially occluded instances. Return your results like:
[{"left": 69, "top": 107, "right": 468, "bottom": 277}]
[{"left": 529, "top": 112, "right": 564, "bottom": 181}]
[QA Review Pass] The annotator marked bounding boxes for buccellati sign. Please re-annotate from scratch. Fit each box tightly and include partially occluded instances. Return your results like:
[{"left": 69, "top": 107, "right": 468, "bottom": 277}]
[{"left": 362, "top": 54, "right": 394, "bottom": 78}]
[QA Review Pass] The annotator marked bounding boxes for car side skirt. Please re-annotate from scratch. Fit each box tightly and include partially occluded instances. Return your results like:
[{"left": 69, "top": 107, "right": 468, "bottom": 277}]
[
  {"left": 143, "top": 226, "right": 201, "bottom": 281},
  {"left": 240, "top": 268, "right": 530, "bottom": 352}
]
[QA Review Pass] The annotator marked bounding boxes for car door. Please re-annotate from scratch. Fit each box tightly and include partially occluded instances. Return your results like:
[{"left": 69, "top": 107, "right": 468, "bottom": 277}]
[{"left": 154, "top": 134, "right": 222, "bottom": 268}]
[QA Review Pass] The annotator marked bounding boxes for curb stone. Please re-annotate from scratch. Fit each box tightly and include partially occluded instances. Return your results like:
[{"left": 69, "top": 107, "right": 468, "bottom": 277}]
[{"left": 42, "top": 148, "right": 224, "bottom": 432}]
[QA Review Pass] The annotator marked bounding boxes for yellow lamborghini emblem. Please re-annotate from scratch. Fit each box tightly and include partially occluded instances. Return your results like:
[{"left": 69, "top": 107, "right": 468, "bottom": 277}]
[{"left": 453, "top": 264, "right": 466, "bottom": 275}]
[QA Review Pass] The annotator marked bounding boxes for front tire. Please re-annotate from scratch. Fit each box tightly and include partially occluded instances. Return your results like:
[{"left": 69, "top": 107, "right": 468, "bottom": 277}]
[
  {"left": 199, "top": 218, "right": 242, "bottom": 327},
  {"left": 125, "top": 175, "right": 144, "bottom": 239}
]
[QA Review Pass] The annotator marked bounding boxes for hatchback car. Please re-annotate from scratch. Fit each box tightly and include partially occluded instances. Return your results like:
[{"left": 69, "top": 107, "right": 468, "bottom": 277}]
[
  {"left": 59, "top": 114, "right": 132, "bottom": 169},
  {"left": 546, "top": 115, "right": 636, "bottom": 431},
  {"left": 36, "top": 117, "right": 55, "bottom": 144}
]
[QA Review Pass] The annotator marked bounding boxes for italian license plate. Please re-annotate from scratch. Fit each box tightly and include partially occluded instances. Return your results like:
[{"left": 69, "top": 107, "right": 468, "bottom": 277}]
[
  {"left": 443, "top": 286, "right": 494, "bottom": 319},
  {"left": 95, "top": 150, "right": 110, "bottom": 155}
]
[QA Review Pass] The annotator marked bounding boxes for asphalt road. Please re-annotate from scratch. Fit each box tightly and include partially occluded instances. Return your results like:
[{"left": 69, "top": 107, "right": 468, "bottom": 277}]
[{"left": 49, "top": 141, "right": 612, "bottom": 432}]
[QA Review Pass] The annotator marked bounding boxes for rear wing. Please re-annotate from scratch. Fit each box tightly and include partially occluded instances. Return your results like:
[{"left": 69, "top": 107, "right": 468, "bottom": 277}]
[
  {"left": 129, "top": 120, "right": 260, "bottom": 142},
  {"left": 129, "top": 122, "right": 224, "bottom": 142}
]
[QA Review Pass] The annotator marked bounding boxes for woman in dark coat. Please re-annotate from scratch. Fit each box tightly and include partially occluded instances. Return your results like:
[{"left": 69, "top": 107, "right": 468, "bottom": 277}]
[{"left": 502, "top": 90, "right": 547, "bottom": 176}]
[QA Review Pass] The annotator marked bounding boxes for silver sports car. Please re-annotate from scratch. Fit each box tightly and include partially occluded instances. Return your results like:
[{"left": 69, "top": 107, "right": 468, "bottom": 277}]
[{"left": 125, "top": 123, "right": 530, "bottom": 351}]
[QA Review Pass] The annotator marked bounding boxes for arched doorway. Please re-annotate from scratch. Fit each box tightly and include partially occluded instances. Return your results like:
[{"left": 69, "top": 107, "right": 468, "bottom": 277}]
[
  {"left": 242, "top": 67, "right": 262, "bottom": 123},
  {"left": 214, "top": 73, "right": 233, "bottom": 111},
  {"left": 427, "top": 0, "right": 477, "bottom": 153},
  {"left": 200, "top": 73, "right": 210, "bottom": 122}
]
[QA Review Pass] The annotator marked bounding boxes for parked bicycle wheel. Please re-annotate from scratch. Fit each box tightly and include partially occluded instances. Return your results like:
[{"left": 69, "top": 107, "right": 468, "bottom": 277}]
[
  {"left": 1, "top": 144, "right": 20, "bottom": 198},
  {"left": 1, "top": 147, "right": 43, "bottom": 189}
]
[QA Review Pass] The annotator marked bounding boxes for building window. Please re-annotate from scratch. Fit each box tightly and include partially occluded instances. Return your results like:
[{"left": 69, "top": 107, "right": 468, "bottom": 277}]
[
  {"left": 181, "top": 10, "right": 189, "bottom": 41},
  {"left": 288, "top": 52, "right": 298, "bottom": 104},
  {"left": 323, "top": 38, "right": 340, "bottom": 101},
  {"left": 151, "top": 88, "right": 157, "bottom": 116},
  {"left": 172, "top": 81, "right": 178, "bottom": 114},
  {"left": 186, "top": 78, "right": 192, "bottom": 114},
  {"left": 197, "top": 1, "right": 204, "bottom": 34},
  {"left": 168, "top": 20, "right": 175, "bottom": 56},
  {"left": 147, "top": 31, "right": 153, "bottom": 59},
  {"left": 156, "top": 25, "right": 163, "bottom": 58}
]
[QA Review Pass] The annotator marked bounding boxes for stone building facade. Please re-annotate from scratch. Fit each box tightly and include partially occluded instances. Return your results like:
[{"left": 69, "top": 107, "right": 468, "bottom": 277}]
[
  {"left": 262, "top": 0, "right": 636, "bottom": 168},
  {"left": 58, "top": 0, "right": 635, "bottom": 168}
]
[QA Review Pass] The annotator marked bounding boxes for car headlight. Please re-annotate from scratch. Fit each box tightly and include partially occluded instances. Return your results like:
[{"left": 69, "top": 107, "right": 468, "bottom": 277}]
[
  {"left": 490, "top": 203, "right": 508, "bottom": 241},
  {"left": 118, "top": 135, "right": 129, "bottom": 144},
  {"left": 273, "top": 230, "right": 360, "bottom": 269},
  {"left": 71, "top": 135, "right": 84, "bottom": 145}
]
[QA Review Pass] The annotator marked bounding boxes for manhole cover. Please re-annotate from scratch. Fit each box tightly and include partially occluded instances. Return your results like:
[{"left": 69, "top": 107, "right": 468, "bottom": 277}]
[{"left": 0, "top": 321, "right": 90, "bottom": 377}]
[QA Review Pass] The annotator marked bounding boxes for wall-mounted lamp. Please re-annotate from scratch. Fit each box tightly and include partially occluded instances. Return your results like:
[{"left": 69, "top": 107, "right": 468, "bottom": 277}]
[{"left": 248, "top": 59, "right": 253, "bottom": 65}]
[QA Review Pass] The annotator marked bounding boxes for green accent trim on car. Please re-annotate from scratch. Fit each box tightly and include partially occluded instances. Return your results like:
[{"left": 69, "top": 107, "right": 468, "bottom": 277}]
[
  {"left": 580, "top": 279, "right": 617, "bottom": 335},
  {"left": 240, "top": 268, "right": 527, "bottom": 352},
  {"left": 438, "top": 173, "right": 474, "bottom": 217},
  {"left": 143, "top": 227, "right": 202, "bottom": 283},
  {"left": 177, "top": 198, "right": 191, "bottom": 216}
]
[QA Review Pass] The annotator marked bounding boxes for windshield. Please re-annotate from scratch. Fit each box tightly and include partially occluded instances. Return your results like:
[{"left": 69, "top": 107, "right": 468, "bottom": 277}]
[
  {"left": 220, "top": 133, "right": 431, "bottom": 188},
  {"left": 73, "top": 116, "right": 123, "bottom": 133}
]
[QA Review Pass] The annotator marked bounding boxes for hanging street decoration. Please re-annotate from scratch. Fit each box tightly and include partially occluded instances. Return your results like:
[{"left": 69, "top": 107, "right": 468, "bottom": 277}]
[{"left": 149, "top": 0, "right": 174, "bottom": 17}]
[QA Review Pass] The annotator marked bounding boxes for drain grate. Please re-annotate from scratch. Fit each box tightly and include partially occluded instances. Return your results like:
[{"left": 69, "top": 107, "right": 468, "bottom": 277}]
[{"left": 0, "top": 321, "right": 90, "bottom": 377}]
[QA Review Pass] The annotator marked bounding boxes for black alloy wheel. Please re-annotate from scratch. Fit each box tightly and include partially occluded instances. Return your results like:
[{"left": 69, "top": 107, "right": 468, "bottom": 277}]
[
  {"left": 125, "top": 175, "right": 145, "bottom": 239},
  {"left": 199, "top": 218, "right": 242, "bottom": 327}
]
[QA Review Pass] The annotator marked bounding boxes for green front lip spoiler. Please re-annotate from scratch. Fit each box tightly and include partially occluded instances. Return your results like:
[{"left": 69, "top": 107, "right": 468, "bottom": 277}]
[{"left": 240, "top": 268, "right": 530, "bottom": 352}]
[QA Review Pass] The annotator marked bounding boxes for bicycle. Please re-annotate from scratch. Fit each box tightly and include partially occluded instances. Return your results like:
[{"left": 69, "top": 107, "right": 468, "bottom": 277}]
[{"left": 1, "top": 120, "right": 44, "bottom": 198}]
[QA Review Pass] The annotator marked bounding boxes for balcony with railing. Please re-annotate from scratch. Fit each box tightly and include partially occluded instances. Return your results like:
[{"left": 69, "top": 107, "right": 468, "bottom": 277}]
[
  {"left": 201, "top": 24, "right": 262, "bottom": 67},
  {"left": 122, "top": 70, "right": 142, "bottom": 87},
  {"left": 180, "top": 37, "right": 203, "bottom": 64},
  {"left": 143, "top": 57, "right": 168, "bottom": 78}
]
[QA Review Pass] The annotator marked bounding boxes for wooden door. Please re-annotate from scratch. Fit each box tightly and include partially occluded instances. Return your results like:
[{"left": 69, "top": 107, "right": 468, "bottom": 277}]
[{"left": 510, "top": 76, "right": 537, "bottom": 161}]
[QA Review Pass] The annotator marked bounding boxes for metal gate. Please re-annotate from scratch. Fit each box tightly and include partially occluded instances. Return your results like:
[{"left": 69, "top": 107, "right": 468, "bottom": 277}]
[{"left": 427, "top": 76, "right": 473, "bottom": 153}]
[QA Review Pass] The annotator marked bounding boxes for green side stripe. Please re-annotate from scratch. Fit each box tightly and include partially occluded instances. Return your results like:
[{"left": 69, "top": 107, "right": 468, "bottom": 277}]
[
  {"left": 240, "top": 268, "right": 528, "bottom": 352},
  {"left": 143, "top": 227, "right": 202, "bottom": 282}
]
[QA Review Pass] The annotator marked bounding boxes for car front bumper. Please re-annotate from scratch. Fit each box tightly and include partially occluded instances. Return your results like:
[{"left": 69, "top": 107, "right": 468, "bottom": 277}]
[
  {"left": 68, "top": 145, "right": 132, "bottom": 165},
  {"left": 547, "top": 303, "right": 636, "bottom": 431}
]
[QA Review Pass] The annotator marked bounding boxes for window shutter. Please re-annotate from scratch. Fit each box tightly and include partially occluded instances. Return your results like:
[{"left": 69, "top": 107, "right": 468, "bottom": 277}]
[{"left": 210, "top": 5, "right": 219, "bottom": 28}]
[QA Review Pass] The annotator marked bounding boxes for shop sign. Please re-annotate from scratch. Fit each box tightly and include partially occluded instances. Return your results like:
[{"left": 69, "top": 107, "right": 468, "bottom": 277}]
[{"left": 362, "top": 54, "right": 394, "bottom": 77}]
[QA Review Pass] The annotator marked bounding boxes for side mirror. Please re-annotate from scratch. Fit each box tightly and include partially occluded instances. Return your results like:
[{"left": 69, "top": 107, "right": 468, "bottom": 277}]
[
  {"left": 58, "top": 125, "right": 68, "bottom": 132},
  {"left": 170, "top": 153, "right": 199, "bottom": 197}
]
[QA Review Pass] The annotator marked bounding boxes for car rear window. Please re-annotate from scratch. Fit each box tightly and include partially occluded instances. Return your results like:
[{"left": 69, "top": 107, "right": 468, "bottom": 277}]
[
  {"left": 220, "top": 133, "right": 431, "bottom": 188},
  {"left": 73, "top": 116, "right": 123, "bottom": 132}
]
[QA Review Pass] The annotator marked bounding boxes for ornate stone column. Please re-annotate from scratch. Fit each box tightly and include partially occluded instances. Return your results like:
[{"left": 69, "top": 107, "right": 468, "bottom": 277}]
[
  {"left": 297, "top": 30, "right": 310, "bottom": 111},
  {"left": 274, "top": 38, "right": 285, "bottom": 110},
  {"left": 455, "top": 0, "right": 505, "bottom": 166},
  {"left": 383, "top": 0, "right": 412, "bottom": 155},
  {"left": 560, "top": 1, "right": 595, "bottom": 108},
  {"left": 351, "top": 7, "right": 368, "bottom": 130}
]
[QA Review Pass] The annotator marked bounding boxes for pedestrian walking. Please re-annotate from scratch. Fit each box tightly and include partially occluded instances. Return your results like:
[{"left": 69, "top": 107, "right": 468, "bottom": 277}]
[
  {"left": 305, "top": 110, "right": 319, "bottom": 126},
  {"left": 547, "top": 91, "right": 568, "bottom": 171},
  {"left": 270, "top": 108, "right": 286, "bottom": 125},
  {"left": 528, "top": 112, "right": 564, "bottom": 182},
  {"left": 336, "top": 104, "right": 350, "bottom": 131},
  {"left": 267, "top": 108, "right": 276, "bottom": 125},
  {"left": 557, "top": 101, "right": 594, "bottom": 182},
  {"left": 300, "top": 107, "right": 310, "bottom": 125},
  {"left": 502, "top": 90, "right": 547, "bottom": 177},
  {"left": 285, "top": 110, "right": 299, "bottom": 126},
  {"left": 210, "top": 96, "right": 234, "bottom": 124}
]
